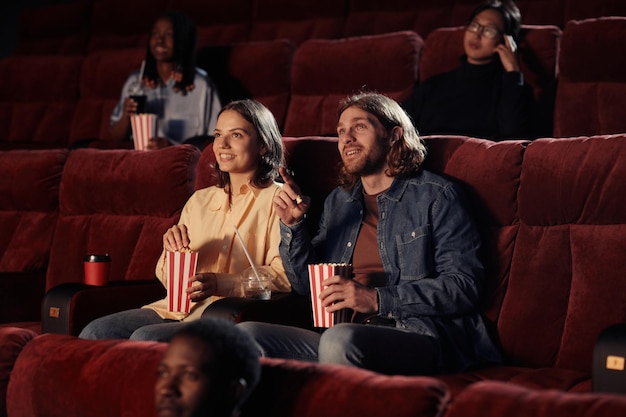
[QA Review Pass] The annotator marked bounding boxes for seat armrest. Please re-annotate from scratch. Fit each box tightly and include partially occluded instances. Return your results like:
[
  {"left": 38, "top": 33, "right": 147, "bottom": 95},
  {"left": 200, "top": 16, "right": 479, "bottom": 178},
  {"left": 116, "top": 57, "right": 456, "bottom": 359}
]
[
  {"left": 0, "top": 272, "right": 47, "bottom": 323},
  {"left": 42, "top": 280, "right": 165, "bottom": 336},
  {"left": 202, "top": 292, "right": 314, "bottom": 330}
]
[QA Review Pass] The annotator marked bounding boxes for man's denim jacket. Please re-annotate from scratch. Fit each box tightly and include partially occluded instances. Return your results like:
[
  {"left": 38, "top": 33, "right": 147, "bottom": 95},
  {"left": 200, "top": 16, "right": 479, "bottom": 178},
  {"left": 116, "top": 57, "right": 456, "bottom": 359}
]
[{"left": 279, "top": 169, "right": 502, "bottom": 372}]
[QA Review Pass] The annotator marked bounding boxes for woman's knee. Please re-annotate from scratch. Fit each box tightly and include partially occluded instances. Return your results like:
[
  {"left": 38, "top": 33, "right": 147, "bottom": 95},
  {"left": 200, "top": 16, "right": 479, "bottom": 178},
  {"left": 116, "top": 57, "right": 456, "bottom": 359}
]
[{"left": 78, "top": 316, "right": 117, "bottom": 339}]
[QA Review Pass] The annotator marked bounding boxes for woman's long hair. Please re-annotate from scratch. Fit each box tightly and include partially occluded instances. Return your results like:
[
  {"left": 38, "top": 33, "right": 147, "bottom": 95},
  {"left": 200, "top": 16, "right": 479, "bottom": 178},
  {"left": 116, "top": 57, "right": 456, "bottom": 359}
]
[
  {"left": 143, "top": 11, "right": 197, "bottom": 92},
  {"left": 214, "top": 100, "right": 285, "bottom": 190}
]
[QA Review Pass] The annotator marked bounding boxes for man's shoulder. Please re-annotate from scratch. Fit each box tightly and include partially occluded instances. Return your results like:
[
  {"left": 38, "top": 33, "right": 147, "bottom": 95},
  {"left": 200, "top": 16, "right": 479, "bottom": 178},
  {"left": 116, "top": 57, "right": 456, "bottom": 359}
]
[{"left": 407, "top": 169, "right": 456, "bottom": 187}]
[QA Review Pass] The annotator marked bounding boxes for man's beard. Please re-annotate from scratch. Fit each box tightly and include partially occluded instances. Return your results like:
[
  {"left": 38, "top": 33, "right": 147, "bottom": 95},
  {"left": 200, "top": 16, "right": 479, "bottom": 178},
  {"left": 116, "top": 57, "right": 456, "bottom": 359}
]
[{"left": 343, "top": 142, "right": 388, "bottom": 177}]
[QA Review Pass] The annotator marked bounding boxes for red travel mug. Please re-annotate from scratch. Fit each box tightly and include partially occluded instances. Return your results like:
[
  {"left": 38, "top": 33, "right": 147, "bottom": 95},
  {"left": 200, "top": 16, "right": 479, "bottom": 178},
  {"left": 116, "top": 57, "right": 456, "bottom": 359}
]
[{"left": 84, "top": 254, "right": 111, "bottom": 286}]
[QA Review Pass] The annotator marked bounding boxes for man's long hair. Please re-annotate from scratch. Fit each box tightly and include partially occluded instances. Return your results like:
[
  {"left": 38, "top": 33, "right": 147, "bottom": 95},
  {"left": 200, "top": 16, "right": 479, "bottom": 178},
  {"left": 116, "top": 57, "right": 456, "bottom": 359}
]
[{"left": 337, "top": 92, "right": 427, "bottom": 189}]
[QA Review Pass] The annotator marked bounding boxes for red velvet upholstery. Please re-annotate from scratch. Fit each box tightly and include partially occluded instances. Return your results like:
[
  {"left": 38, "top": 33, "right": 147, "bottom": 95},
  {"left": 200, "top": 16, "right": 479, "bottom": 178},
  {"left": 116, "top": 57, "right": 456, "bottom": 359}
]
[
  {"left": 564, "top": 0, "right": 626, "bottom": 23},
  {"left": 0, "top": 55, "right": 82, "bottom": 149},
  {"left": 420, "top": 135, "right": 626, "bottom": 395},
  {"left": 87, "top": 0, "right": 170, "bottom": 52},
  {"left": 198, "top": 40, "right": 295, "bottom": 130},
  {"left": 14, "top": 1, "right": 91, "bottom": 55},
  {"left": 45, "top": 146, "right": 200, "bottom": 291},
  {"left": 283, "top": 31, "right": 423, "bottom": 137},
  {"left": 281, "top": 137, "right": 341, "bottom": 234},
  {"left": 7, "top": 334, "right": 165, "bottom": 417},
  {"left": 0, "top": 149, "right": 68, "bottom": 324},
  {"left": 447, "top": 0, "right": 567, "bottom": 28},
  {"left": 419, "top": 25, "right": 562, "bottom": 138},
  {"left": 0, "top": 327, "right": 36, "bottom": 417},
  {"left": 246, "top": 357, "right": 449, "bottom": 417},
  {"left": 343, "top": 0, "right": 455, "bottom": 39},
  {"left": 421, "top": 136, "right": 527, "bottom": 330},
  {"left": 4, "top": 134, "right": 626, "bottom": 415},
  {"left": 249, "top": 0, "right": 348, "bottom": 45},
  {"left": 554, "top": 17, "right": 626, "bottom": 137},
  {"left": 445, "top": 380, "right": 626, "bottom": 417},
  {"left": 5, "top": 333, "right": 449, "bottom": 417},
  {"left": 507, "top": 136, "right": 626, "bottom": 371},
  {"left": 169, "top": 0, "right": 253, "bottom": 47},
  {"left": 69, "top": 47, "right": 145, "bottom": 147}
]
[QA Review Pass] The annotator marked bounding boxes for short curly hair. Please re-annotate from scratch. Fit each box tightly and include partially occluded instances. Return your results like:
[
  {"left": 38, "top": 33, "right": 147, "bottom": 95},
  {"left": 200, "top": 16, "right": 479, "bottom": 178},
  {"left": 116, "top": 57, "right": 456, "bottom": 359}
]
[{"left": 172, "top": 318, "right": 261, "bottom": 412}]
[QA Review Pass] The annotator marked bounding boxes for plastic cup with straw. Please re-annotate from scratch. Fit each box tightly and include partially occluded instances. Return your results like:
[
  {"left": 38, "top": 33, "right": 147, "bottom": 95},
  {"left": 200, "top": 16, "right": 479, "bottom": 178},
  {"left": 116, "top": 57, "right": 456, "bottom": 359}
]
[
  {"left": 234, "top": 225, "right": 271, "bottom": 299},
  {"left": 129, "top": 60, "right": 147, "bottom": 113}
]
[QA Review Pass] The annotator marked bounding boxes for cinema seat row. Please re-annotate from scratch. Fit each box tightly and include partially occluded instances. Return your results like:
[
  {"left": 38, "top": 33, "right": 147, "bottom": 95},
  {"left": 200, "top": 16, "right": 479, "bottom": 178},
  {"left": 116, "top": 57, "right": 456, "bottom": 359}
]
[
  {"left": 3, "top": 133, "right": 626, "bottom": 416},
  {"left": 3, "top": 16, "right": 626, "bottom": 150},
  {"left": 13, "top": 0, "right": 626, "bottom": 54}
]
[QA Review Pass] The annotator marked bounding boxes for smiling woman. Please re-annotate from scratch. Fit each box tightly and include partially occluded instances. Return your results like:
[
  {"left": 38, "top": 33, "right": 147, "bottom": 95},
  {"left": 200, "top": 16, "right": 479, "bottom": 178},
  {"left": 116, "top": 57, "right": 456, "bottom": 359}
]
[
  {"left": 108, "top": 10, "right": 222, "bottom": 148},
  {"left": 405, "top": 0, "right": 534, "bottom": 141},
  {"left": 78, "top": 99, "right": 292, "bottom": 342}
]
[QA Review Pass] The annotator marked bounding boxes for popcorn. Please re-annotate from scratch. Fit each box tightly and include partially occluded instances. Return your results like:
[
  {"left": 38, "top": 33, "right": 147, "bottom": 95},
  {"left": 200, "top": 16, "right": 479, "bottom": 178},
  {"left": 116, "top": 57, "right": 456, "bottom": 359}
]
[
  {"left": 307, "top": 263, "right": 352, "bottom": 328},
  {"left": 165, "top": 250, "right": 198, "bottom": 313},
  {"left": 130, "top": 113, "right": 157, "bottom": 151}
]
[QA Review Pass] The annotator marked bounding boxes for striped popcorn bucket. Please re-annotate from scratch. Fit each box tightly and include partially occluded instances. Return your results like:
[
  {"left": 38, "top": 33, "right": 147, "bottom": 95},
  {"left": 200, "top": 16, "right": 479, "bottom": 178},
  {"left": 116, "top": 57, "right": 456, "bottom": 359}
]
[
  {"left": 307, "top": 263, "right": 352, "bottom": 328},
  {"left": 130, "top": 113, "right": 157, "bottom": 151},
  {"left": 165, "top": 250, "right": 198, "bottom": 313}
]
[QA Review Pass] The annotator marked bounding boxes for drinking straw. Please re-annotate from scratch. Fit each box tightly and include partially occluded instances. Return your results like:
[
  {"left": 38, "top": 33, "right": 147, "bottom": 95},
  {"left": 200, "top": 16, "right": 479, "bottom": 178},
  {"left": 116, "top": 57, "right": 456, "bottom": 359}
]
[
  {"left": 233, "top": 225, "right": 262, "bottom": 282},
  {"left": 138, "top": 59, "right": 145, "bottom": 84}
]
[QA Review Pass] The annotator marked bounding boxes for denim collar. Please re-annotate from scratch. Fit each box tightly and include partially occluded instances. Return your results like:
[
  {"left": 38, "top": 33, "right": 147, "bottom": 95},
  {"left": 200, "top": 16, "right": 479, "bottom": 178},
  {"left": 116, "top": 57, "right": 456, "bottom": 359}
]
[{"left": 346, "top": 173, "right": 419, "bottom": 203}]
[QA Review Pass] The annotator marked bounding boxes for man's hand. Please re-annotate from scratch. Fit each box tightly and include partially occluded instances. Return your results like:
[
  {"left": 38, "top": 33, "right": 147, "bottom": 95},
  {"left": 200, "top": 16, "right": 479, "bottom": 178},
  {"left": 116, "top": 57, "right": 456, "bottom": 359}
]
[
  {"left": 273, "top": 167, "right": 311, "bottom": 226},
  {"left": 320, "top": 275, "right": 378, "bottom": 315}
]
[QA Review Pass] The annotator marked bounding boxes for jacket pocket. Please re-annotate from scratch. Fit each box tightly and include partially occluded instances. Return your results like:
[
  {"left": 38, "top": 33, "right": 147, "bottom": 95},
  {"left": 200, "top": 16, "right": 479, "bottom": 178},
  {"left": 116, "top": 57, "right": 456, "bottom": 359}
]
[{"left": 396, "top": 225, "right": 433, "bottom": 280}]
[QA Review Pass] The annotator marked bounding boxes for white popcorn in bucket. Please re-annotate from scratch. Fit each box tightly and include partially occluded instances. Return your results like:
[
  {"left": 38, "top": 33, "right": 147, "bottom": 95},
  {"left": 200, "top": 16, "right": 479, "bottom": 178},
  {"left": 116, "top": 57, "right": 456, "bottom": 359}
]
[
  {"left": 166, "top": 250, "right": 198, "bottom": 313},
  {"left": 308, "top": 263, "right": 351, "bottom": 328},
  {"left": 130, "top": 113, "right": 157, "bottom": 151}
]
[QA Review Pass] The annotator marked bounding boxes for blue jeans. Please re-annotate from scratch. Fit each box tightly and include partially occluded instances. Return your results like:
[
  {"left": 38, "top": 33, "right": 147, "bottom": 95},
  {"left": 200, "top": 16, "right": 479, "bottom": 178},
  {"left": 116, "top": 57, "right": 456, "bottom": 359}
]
[
  {"left": 78, "top": 308, "right": 183, "bottom": 341},
  {"left": 237, "top": 322, "right": 440, "bottom": 375}
]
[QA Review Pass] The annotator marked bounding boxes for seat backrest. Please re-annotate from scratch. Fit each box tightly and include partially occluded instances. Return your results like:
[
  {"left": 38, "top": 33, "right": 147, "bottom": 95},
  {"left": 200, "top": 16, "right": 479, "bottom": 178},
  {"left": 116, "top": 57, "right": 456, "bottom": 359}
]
[
  {"left": 249, "top": 0, "right": 348, "bottom": 45},
  {"left": 553, "top": 17, "right": 626, "bottom": 137},
  {"left": 282, "top": 137, "right": 342, "bottom": 233},
  {"left": 446, "top": 380, "right": 626, "bottom": 417},
  {"left": 6, "top": 334, "right": 449, "bottom": 417},
  {"left": 419, "top": 24, "right": 561, "bottom": 138},
  {"left": 421, "top": 135, "right": 528, "bottom": 348},
  {"left": 283, "top": 31, "right": 423, "bottom": 137},
  {"left": 87, "top": 0, "right": 169, "bottom": 52},
  {"left": 168, "top": 0, "right": 253, "bottom": 47},
  {"left": 0, "top": 149, "right": 68, "bottom": 273},
  {"left": 447, "top": 0, "right": 567, "bottom": 28},
  {"left": 0, "top": 55, "right": 82, "bottom": 149},
  {"left": 14, "top": 1, "right": 91, "bottom": 55},
  {"left": 45, "top": 145, "right": 200, "bottom": 291},
  {"left": 564, "top": 0, "right": 626, "bottom": 24},
  {"left": 197, "top": 40, "right": 295, "bottom": 130},
  {"left": 343, "top": 0, "right": 454, "bottom": 40},
  {"left": 424, "top": 134, "right": 626, "bottom": 373},
  {"left": 68, "top": 47, "right": 145, "bottom": 146},
  {"left": 502, "top": 134, "right": 626, "bottom": 371}
]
